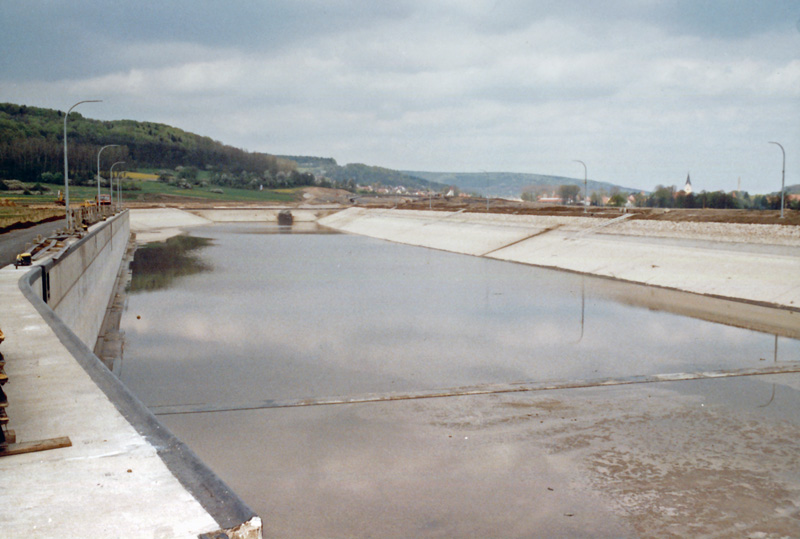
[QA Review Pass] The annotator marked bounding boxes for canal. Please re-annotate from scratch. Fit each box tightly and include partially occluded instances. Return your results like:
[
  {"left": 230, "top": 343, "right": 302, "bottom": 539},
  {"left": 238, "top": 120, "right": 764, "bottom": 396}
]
[{"left": 119, "top": 222, "right": 800, "bottom": 537}]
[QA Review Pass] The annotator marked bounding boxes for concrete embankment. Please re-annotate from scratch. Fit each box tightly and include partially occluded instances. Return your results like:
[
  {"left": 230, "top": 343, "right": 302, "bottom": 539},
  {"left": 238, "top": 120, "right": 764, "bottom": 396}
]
[
  {"left": 0, "top": 211, "right": 261, "bottom": 538},
  {"left": 319, "top": 207, "right": 800, "bottom": 327},
  {"left": 129, "top": 206, "right": 341, "bottom": 243},
  {"left": 191, "top": 206, "right": 340, "bottom": 223}
]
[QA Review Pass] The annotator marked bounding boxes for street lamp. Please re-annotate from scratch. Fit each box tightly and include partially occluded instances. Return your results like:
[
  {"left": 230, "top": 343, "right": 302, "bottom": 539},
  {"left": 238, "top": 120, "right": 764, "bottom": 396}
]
[
  {"left": 768, "top": 141, "right": 786, "bottom": 219},
  {"left": 97, "top": 144, "right": 119, "bottom": 204},
  {"left": 64, "top": 99, "right": 101, "bottom": 229},
  {"left": 574, "top": 160, "right": 587, "bottom": 212},
  {"left": 110, "top": 161, "right": 125, "bottom": 209},
  {"left": 480, "top": 170, "right": 489, "bottom": 212}
]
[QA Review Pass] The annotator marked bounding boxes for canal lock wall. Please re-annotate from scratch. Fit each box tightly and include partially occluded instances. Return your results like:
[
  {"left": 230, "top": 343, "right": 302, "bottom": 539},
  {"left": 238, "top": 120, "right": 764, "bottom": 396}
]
[{"left": 31, "top": 211, "right": 130, "bottom": 346}]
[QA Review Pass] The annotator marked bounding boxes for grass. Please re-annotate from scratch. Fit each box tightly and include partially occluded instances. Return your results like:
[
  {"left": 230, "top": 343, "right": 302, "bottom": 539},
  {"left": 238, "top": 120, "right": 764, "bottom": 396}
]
[
  {"left": 2, "top": 180, "right": 300, "bottom": 205},
  {"left": 125, "top": 180, "right": 299, "bottom": 202},
  {"left": 0, "top": 205, "right": 63, "bottom": 229}
]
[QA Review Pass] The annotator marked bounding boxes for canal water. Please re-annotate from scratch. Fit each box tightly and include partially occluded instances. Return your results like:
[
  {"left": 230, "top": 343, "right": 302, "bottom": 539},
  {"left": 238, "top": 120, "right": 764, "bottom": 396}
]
[{"left": 119, "top": 222, "right": 800, "bottom": 537}]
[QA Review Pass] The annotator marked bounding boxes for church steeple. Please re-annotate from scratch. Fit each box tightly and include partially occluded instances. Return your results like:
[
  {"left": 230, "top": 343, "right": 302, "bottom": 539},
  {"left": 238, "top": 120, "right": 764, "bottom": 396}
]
[{"left": 684, "top": 173, "right": 693, "bottom": 195}]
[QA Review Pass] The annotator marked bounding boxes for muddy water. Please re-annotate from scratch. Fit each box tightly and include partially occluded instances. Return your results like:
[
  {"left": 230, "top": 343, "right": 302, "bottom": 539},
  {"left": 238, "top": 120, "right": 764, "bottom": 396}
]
[{"left": 120, "top": 223, "right": 800, "bottom": 537}]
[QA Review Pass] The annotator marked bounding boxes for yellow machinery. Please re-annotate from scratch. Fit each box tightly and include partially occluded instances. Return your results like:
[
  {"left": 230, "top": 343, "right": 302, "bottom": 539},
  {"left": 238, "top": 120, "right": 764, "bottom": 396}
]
[{"left": 14, "top": 253, "right": 32, "bottom": 268}]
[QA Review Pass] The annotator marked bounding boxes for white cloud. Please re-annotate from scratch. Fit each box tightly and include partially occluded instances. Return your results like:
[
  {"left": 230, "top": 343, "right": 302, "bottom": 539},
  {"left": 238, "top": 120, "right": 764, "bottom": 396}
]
[{"left": 2, "top": 1, "right": 798, "bottom": 192}]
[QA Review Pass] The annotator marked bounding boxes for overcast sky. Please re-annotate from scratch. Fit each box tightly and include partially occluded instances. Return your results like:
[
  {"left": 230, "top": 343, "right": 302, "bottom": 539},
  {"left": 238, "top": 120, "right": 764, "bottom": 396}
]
[{"left": 2, "top": 1, "right": 798, "bottom": 193}]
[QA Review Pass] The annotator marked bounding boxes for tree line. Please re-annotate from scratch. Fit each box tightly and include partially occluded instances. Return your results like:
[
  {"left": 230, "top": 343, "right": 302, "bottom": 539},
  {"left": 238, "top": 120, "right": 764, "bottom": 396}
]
[{"left": 522, "top": 183, "right": 796, "bottom": 210}]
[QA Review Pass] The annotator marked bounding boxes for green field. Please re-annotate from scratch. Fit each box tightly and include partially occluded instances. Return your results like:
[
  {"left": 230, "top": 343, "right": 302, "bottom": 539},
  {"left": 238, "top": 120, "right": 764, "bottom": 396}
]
[
  {"left": 122, "top": 180, "right": 299, "bottom": 202},
  {"left": 3, "top": 181, "right": 301, "bottom": 204}
]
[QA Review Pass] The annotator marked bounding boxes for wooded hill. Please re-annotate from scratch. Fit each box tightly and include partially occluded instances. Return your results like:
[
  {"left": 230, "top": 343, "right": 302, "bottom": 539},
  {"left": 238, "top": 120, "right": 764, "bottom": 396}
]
[
  {"left": 280, "top": 154, "right": 643, "bottom": 198},
  {"left": 0, "top": 102, "right": 645, "bottom": 198},
  {"left": 280, "top": 156, "right": 441, "bottom": 192},
  {"left": 0, "top": 103, "right": 293, "bottom": 184}
]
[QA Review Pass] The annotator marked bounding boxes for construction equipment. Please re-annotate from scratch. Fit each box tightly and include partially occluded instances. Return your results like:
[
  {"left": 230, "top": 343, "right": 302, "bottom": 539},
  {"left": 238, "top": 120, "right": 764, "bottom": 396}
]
[{"left": 14, "top": 253, "right": 32, "bottom": 268}]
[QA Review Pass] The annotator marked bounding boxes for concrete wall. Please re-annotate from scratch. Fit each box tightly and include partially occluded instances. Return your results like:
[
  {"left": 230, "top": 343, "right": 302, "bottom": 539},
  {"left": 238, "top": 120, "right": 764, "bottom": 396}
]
[{"left": 39, "top": 212, "right": 130, "bottom": 347}]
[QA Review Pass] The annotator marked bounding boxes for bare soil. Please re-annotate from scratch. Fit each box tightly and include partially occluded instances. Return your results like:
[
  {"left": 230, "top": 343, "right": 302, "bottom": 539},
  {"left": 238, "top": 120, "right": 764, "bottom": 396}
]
[
  {"left": 392, "top": 196, "right": 800, "bottom": 226},
  {"left": 73, "top": 186, "right": 800, "bottom": 227}
]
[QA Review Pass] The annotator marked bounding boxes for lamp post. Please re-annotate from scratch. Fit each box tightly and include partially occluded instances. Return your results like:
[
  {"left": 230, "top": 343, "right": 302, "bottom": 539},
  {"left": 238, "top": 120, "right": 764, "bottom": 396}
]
[
  {"left": 110, "top": 161, "right": 125, "bottom": 210},
  {"left": 480, "top": 170, "right": 489, "bottom": 212},
  {"left": 64, "top": 99, "right": 101, "bottom": 229},
  {"left": 768, "top": 141, "right": 786, "bottom": 219},
  {"left": 574, "top": 160, "right": 587, "bottom": 212},
  {"left": 97, "top": 144, "right": 119, "bottom": 204}
]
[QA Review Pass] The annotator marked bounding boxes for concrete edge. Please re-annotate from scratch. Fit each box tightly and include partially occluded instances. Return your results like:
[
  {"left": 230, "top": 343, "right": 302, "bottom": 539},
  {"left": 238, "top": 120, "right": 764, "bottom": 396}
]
[
  {"left": 17, "top": 216, "right": 258, "bottom": 532},
  {"left": 488, "top": 254, "right": 800, "bottom": 316}
]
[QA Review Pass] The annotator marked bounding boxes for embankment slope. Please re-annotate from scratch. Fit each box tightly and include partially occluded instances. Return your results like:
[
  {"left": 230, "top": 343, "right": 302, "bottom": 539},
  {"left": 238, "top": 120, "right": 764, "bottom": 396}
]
[{"left": 319, "top": 207, "right": 800, "bottom": 312}]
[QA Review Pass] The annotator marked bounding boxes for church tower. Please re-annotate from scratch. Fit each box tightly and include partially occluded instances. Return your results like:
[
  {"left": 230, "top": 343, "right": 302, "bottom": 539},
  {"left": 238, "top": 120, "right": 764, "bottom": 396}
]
[{"left": 684, "top": 173, "right": 693, "bottom": 195}]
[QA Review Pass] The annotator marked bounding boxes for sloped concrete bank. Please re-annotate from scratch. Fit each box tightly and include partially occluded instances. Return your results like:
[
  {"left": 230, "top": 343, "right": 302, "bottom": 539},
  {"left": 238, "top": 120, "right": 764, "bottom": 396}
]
[
  {"left": 319, "top": 207, "right": 800, "bottom": 334},
  {"left": 0, "top": 211, "right": 261, "bottom": 538},
  {"left": 129, "top": 206, "right": 342, "bottom": 243}
]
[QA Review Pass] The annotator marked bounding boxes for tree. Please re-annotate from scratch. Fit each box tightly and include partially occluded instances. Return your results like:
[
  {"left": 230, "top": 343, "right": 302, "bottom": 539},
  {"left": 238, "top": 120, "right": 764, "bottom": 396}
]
[
  {"left": 647, "top": 185, "right": 675, "bottom": 208},
  {"left": 177, "top": 166, "right": 198, "bottom": 181},
  {"left": 608, "top": 192, "right": 628, "bottom": 207},
  {"left": 558, "top": 184, "right": 580, "bottom": 204}
]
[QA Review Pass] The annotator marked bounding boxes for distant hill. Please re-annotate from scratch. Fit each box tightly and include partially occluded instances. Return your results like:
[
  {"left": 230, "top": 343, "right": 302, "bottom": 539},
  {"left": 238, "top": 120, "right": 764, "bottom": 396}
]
[
  {"left": 280, "top": 157, "right": 443, "bottom": 192},
  {"left": 276, "top": 155, "right": 338, "bottom": 169},
  {"left": 280, "top": 154, "right": 643, "bottom": 197},
  {"left": 0, "top": 103, "right": 293, "bottom": 182},
  {"left": 0, "top": 104, "right": 644, "bottom": 198},
  {"left": 404, "top": 171, "right": 645, "bottom": 198}
]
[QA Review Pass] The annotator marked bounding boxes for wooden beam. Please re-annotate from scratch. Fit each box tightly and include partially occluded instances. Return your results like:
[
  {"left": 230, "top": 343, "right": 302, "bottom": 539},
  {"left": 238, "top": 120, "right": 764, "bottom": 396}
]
[{"left": 0, "top": 436, "right": 71, "bottom": 457}]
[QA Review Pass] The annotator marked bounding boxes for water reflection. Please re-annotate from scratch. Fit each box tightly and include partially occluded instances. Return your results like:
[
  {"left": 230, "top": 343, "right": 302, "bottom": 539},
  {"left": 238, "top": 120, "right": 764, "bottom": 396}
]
[
  {"left": 758, "top": 335, "right": 779, "bottom": 408},
  {"left": 574, "top": 276, "right": 585, "bottom": 343},
  {"left": 120, "top": 223, "right": 800, "bottom": 412},
  {"left": 217, "top": 222, "right": 339, "bottom": 236},
  {"left": 129, "top": 234, "right": 213, "bottom": 292}
]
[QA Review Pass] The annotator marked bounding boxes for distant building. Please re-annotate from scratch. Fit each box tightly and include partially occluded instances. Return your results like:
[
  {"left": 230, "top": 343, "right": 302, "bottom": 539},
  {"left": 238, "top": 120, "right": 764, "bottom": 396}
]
[
  {"left": 537, "top": 196, "right": 562, "bottom": 203},
  {"left": 683, "top": 173, "right": 693, "bottom": 195}
]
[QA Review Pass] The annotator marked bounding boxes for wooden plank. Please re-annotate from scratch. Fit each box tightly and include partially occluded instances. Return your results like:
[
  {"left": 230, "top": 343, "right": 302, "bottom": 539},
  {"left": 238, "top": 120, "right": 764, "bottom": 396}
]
[{"left": 0, "top": 436, "right": 71, "bottom": 457}]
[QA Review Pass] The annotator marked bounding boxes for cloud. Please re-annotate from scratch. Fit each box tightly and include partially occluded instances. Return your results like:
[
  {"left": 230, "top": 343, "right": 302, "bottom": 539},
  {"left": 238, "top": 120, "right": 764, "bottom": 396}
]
[{"left": 1, "top": 0, "right": 798, "bottom": 192}]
